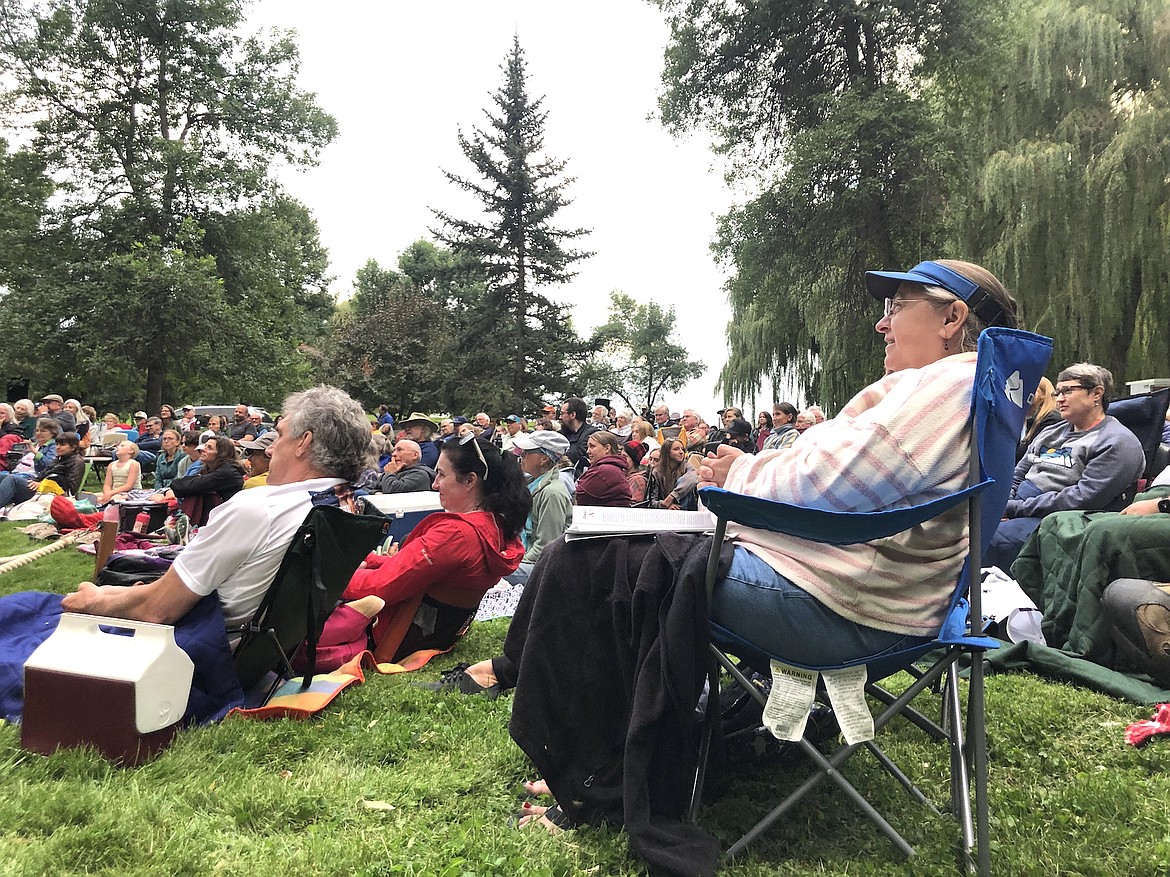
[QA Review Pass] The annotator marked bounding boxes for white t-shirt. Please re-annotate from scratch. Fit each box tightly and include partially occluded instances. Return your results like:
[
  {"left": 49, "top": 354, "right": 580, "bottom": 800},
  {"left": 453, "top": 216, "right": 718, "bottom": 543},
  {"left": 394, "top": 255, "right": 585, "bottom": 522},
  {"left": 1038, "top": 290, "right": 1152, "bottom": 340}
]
[{"left": 173, "top": 477, "right": 344, "bottom": 629}]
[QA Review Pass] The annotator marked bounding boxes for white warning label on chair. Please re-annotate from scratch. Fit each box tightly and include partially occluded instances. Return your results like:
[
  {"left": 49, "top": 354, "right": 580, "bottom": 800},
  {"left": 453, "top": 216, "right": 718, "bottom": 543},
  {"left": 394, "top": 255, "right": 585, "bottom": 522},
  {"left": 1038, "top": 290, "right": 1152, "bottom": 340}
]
[
  {"left": 821, "top": 665, "right": 874, "bottom": 745},
  {"left": 763, "top": 661, "right": 818, "bottom": 742}
]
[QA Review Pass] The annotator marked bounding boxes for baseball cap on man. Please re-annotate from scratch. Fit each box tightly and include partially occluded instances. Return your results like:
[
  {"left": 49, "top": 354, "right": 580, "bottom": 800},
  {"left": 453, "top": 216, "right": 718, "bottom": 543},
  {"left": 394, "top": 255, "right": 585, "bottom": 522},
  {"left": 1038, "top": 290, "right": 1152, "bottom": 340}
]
[
  {"left": 134, "top": 411, "right": 148, "bottom": 420},
  {"left": 505, "top": 414, "right": 523, "bottom": 423},
  {"left": 726, "top": 417, "right": 752, "bottom": 437},
  {"left": 238, "top": 431, "right": 278, "bottom": 452},
  {"left": 512, "top": 430, "right": 570, "bottom": 464},
  {"left": 41, "top": 394, "right": 64, "bottom": 404}
]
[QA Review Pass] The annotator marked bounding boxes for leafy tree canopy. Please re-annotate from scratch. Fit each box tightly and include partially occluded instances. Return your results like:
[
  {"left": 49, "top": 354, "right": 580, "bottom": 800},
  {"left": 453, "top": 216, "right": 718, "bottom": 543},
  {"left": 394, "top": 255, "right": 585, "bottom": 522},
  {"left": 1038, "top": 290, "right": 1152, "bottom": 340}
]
[
  {"left": 582, "top": 292, "right": 705, "bottom": 415},
  {"left": 954, "top": 0, "right": 1170, "bottom": 384},
  {"left": 655, "top": 0, "right": 988, "bottom": 410},
  {"left": 322, "top": 257, "right": 456, "bottom": 417},
  {"left": 0, "top": 0, "right": 337, "bottom": 411}
]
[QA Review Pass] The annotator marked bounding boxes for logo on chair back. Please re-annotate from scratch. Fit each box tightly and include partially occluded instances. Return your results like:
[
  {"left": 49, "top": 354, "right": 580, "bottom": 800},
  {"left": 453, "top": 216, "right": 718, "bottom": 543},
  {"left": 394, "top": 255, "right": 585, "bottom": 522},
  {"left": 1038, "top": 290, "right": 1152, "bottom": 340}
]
[{"left": 1003, "top": 370, "right": 1025, "bottom": 407}]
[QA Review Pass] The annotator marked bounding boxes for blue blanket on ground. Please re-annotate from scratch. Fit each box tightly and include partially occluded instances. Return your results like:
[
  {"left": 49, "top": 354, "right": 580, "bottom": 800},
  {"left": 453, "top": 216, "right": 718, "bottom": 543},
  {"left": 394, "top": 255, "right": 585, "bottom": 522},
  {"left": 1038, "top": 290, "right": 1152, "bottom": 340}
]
[{"left": 0, "top": 591, "right": 245, "bottom": 725}]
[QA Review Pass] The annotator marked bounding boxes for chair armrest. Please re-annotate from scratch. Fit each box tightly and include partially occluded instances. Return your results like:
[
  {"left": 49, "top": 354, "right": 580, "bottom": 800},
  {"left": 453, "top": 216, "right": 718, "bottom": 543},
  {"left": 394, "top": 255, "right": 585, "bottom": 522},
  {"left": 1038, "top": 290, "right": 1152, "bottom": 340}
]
[{"left": 698, "top": 481, "right": 990, "bottom": 546}]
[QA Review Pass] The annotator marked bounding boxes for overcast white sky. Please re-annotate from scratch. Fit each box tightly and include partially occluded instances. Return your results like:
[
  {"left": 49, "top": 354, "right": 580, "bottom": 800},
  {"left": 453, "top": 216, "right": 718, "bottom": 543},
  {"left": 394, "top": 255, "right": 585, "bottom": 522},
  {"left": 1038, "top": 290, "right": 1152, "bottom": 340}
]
[{"left": 247, "top": 0, "right": 792, "bottom": 420}]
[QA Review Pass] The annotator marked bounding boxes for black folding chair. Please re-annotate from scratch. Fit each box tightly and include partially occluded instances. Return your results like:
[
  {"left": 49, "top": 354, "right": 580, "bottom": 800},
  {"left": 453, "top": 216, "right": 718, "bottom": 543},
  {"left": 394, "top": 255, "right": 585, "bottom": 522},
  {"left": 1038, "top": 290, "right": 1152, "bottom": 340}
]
[
  {"left": 1109, "top": 387, "right": 1170, "bottom": 484},
  {"left": 232, "top": 504, "right": 390, "bottom": 697}
]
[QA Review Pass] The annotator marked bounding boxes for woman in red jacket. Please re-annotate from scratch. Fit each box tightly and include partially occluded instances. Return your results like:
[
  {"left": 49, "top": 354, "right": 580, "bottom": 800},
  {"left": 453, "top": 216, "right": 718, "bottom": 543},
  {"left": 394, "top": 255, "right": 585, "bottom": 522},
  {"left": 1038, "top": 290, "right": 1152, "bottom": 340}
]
[
  {"left": 575, "top": 431, "right": 632, "bottom": 507},
  {"left": 333, "top": 435, "right": 531, "bottom": 663}
]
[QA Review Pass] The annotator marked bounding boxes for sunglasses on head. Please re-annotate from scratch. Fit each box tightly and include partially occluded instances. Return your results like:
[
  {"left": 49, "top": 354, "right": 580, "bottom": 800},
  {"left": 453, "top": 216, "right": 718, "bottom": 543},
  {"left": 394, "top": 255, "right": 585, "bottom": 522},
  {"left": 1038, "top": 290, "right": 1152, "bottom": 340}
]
[{"left": 458, "top": 432, "right": 489, "bottom": 481}]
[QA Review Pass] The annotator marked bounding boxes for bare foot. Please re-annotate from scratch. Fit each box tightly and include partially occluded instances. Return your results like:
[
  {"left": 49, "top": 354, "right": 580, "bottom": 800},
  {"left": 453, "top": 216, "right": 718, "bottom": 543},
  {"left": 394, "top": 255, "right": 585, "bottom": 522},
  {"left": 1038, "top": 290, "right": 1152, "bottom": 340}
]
[{"left": 523, "top": 779, "right": 552, "bottom": 797}]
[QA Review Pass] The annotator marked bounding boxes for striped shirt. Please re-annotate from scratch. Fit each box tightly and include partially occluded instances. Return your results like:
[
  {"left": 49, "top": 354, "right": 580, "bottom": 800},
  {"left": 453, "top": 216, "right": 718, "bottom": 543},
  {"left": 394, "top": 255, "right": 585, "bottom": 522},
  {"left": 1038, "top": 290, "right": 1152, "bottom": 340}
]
[{"left": 723, "top": 352, "right": 977, "bottom": 635}]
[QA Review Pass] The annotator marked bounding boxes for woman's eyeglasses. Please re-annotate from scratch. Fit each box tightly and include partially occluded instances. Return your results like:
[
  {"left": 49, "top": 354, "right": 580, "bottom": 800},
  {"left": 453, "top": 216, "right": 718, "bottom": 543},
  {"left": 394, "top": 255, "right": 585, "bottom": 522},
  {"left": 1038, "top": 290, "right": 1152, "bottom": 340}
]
[
  {"left": 1053, "top": 384, "right": 1093, "bottom": 398},
  {"left": 459, "top": 432, "right": 489, "bottom": 481},
  {"left": 882, "top": 297, "right": 932, "bottom": 317}
]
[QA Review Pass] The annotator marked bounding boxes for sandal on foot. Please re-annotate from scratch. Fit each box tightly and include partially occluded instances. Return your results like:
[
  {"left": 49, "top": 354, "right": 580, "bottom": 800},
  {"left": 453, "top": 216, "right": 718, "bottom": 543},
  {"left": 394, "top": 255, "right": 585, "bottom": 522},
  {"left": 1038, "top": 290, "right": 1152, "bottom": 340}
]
[
  {"left": 417, "top": 663, "right": 503, "bottom": 699},
  {"left": 522, "top": 779, "right": 552, "bottom": 798},
  {"left": 518, "top": 803, "right": 573, "bottom": 834}
]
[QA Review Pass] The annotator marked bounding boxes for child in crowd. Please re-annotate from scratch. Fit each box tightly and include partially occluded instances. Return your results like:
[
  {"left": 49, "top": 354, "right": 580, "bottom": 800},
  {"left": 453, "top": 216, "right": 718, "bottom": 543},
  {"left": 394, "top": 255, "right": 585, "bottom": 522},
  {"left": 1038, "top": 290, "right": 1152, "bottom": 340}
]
[
  {"left": 100, "top": 440, "right": 142, "bottom": 504},
  {"left": 36, "top": 432, "right": 86, "bottom": 496}
]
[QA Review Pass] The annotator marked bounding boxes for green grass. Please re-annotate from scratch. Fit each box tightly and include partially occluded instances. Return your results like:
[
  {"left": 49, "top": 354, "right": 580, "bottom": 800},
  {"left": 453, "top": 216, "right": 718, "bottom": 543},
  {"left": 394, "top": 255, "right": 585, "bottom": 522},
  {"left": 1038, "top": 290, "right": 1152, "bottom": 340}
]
[{"left": 0, "top": 522, "right": 1167, "bottom": 876}]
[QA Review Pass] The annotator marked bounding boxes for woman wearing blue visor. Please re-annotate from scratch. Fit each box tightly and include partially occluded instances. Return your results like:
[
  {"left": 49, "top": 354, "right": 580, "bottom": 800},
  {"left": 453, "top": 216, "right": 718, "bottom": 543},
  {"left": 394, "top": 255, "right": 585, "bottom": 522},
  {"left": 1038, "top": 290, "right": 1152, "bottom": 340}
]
[{"left": 698, "top": 259, "right": 1019, "bottom": 668}]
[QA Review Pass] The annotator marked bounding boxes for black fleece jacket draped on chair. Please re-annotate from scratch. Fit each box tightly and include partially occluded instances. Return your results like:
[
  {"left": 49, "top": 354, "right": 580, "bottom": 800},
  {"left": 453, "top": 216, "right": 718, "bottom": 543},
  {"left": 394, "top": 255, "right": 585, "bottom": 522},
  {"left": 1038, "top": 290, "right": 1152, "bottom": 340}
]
[{"left": 505, "top": 532, "right": 730, "bottom": 877}]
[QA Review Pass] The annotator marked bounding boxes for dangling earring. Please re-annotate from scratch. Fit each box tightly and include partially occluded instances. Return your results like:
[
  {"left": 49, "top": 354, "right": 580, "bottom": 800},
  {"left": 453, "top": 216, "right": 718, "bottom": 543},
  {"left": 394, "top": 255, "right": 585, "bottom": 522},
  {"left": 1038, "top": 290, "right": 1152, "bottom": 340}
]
[{"left": 943, "top": 336, "right": 950, "bottom": 351}]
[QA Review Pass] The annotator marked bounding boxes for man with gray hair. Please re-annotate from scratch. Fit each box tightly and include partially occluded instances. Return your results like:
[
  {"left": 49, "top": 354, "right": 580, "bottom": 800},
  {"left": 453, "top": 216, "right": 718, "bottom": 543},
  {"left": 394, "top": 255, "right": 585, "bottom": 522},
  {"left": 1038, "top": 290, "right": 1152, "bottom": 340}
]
[
  {"left": 63, "top": 386, "right": 372, "bottom": 629},
  {"left": 474, "top": 412, "right": 497, "bottom": 444},
  {"left": 241, "top": 407, "right": 268, "bottom": 443},
  {"left": 680, "top": 408, "right": 704, "bottom": 448}
]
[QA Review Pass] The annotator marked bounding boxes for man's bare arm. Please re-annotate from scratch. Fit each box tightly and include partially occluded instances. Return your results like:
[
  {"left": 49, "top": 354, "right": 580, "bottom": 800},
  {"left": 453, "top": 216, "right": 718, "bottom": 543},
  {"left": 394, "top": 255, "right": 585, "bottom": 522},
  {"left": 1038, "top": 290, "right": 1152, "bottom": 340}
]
[{"left": 61, "top": 566, "right": 202, "bottom": 624}]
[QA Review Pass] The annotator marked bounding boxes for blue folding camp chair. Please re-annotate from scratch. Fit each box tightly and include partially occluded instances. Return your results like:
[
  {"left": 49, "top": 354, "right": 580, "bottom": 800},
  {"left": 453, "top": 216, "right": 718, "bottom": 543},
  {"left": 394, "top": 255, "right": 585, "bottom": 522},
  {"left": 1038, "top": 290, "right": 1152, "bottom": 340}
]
[{"left": 690, "top": 327, "right": 1053, "bottom": 875}]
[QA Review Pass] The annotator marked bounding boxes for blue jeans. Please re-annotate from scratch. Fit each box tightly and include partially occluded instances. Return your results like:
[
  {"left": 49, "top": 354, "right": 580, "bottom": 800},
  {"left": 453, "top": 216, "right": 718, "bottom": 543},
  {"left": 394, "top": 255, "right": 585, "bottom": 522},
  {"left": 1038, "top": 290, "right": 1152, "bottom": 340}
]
[
  {"left": 0, "top": 473, "right": 35, "bottom": 508},
  {"left": 985, "top": 517, "right": 1042, "bottom": 572},
  {"left": 504, "top": 562, "right": 534, "bottom": 587},
  {"left": 986, "top": 479, "right": 1046, "bottom": 572},
  {"left": 709, "top": 547, "right": 932, "bottom": 667}
]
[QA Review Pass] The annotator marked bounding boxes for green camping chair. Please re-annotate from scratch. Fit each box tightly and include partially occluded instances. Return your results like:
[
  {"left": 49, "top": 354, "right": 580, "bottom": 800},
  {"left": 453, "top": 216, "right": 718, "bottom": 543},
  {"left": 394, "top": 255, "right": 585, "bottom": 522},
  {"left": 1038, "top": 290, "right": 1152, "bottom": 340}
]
[{"left": 232, "top": 503, "right": 391, "bottom": 696}]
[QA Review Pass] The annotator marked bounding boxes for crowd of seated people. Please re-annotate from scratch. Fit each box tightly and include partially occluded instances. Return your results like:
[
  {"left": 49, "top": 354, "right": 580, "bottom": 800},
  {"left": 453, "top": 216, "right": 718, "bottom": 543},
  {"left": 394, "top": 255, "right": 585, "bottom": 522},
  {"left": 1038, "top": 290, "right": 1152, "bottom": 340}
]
[
  {"left": 8, "top": 275, "right": 1170, "bottom": 877},
  {"left": 395, "top": 265, "right": 1170, "bottom": 857},
  {"left": 0, "top": 398, "right": 281, "bottom": 518},
  {"left": 6, "top": 368, "right": 1163, "bottom": 679}
]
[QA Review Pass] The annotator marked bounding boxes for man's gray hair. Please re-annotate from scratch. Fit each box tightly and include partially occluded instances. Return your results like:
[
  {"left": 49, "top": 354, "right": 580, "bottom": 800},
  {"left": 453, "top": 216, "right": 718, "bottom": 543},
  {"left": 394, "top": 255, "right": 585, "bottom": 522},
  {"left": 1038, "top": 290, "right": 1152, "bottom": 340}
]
[
  {"left": 1058, "top": 362, "right": 1115, "bottom": 411},
  {"left": 280, "top": 386, "right": 371, "bottom": 482}
]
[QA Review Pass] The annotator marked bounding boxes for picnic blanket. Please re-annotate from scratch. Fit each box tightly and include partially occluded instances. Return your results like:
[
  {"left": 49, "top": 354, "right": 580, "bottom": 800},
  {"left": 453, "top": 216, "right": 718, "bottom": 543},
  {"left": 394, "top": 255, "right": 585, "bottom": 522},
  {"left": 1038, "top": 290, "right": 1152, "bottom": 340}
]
[
  {"left": 0, "top": 591, "right": 244, "bottom": 725},
  {"left": 231, "top": 648, "right": 444, "bottom": 721},
  {"left": 984, "top": 639, "right": 1170, "bottom": 704},
  {"left": 1012, "top": 506, "right": 1170, "bottom": 666}
]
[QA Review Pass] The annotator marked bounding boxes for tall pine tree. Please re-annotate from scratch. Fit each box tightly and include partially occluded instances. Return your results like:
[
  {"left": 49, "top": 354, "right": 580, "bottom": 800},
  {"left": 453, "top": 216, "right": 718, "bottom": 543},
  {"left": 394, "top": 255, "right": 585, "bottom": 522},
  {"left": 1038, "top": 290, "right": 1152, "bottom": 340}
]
[{"left": 433, "top": 37, "right": 591, "bottom": 414}]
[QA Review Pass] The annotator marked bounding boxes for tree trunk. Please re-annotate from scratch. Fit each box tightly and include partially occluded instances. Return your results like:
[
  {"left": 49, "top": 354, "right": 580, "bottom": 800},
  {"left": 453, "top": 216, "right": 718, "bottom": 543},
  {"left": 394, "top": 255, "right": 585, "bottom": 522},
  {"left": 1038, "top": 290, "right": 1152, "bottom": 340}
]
[{"left": 144, "top": 361, "right": 166, "bottom": 417}]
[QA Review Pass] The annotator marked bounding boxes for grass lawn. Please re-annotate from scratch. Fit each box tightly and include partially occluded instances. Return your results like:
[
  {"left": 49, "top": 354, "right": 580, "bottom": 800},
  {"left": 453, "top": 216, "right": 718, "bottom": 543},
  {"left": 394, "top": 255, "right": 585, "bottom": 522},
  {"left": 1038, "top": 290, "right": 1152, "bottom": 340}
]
[{"left": 0, "top": 521, "right": 1167, "bottom": 876}]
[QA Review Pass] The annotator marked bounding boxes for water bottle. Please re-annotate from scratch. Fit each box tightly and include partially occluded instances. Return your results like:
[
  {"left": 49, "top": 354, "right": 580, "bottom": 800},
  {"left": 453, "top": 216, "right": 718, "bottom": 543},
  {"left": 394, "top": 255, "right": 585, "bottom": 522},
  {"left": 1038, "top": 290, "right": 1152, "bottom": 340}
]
[{"left": 132, "top": 511, "right": 150, "bottom": 534}]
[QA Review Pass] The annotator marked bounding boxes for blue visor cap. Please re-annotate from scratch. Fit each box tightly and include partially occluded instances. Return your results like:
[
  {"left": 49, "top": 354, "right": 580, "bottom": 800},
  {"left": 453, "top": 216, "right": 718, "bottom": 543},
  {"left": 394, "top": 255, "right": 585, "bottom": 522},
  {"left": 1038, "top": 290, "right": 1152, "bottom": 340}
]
[{"left": 865, "top": 260, "right": 1014, "bottom": 328}]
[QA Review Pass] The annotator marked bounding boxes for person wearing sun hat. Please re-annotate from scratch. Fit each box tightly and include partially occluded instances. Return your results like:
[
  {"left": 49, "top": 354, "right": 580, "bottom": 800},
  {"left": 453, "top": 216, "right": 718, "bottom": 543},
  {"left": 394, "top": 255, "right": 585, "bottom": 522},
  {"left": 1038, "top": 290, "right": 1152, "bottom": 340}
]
[
  {"left": 398, "top": 412, "right": 440, "bottom": 469},
  {"left": 239, "top": 430, "right": 279, "bottom": 488}
]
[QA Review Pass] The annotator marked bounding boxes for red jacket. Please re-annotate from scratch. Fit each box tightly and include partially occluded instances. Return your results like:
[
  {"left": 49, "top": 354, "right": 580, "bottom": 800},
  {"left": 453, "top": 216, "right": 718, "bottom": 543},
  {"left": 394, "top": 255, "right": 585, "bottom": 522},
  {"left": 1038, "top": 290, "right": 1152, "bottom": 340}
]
[
  {"left": 342, "top": 511, "right": 524, "bottom": 650},
  {"left": 575, "top": 454, "right": 632, "bottom": 507}
]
